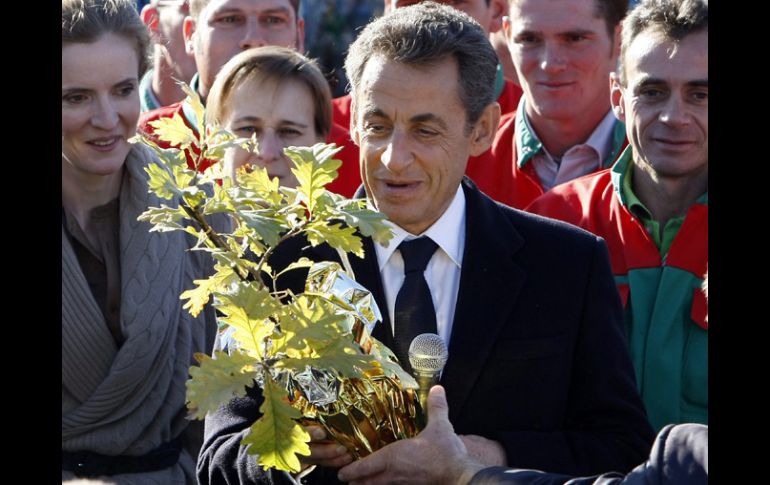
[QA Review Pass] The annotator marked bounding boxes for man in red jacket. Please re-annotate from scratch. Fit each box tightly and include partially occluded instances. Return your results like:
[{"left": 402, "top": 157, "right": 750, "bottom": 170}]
[
  {"left": 466, "top": 0, "right": 628, "bottom": 209},
  {"left": 528, "top": 0, "right": 708, "bottom": 432}
]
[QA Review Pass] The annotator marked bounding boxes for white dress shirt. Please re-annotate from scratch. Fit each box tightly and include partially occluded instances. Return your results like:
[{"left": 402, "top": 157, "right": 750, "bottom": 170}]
[
  {"left": 522, "top": 110, "right": 618, "bottom": 191},
  {"left": 372, "top": 186, "right": 466, "bottom": 346}
]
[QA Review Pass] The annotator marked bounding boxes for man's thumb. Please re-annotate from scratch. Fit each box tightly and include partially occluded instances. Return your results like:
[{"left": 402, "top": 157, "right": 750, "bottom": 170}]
[{"left": 427, "top": 385, "right": 450, "bottom": 424}]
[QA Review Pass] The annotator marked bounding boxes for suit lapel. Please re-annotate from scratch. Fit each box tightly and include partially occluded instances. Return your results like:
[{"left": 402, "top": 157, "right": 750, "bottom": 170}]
[
  {"left": 349, "top": 236, "right": 394, "bottom": 350},
  {"left": 442, "top": 179, "right": 527, "bottom": 422}
]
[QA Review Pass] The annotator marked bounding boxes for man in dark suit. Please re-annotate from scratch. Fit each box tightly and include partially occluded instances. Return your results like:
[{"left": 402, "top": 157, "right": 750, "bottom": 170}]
[{"left": 197, "top": 3, "right": 654, "bottom": 484}]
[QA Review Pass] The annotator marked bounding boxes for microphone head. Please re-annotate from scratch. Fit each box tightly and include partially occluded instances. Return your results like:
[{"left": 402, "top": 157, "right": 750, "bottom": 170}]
[{"left": 408, "top": 333, "right": 449, "bottom": 373}]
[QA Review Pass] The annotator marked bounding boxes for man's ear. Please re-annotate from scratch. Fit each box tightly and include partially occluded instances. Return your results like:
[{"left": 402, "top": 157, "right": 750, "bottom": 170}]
[
  {"left": 502, "top": 16, "right": 514, "bottom": 47},
  {"left": 349, "top": 98, "right": 360, "bottom": 147},
  {"left": 296, "top": 17, "right": 305, "bottom": 53},
  {"left": 183, "top": 16, "right": 198, "bottom": 55},
  {"left": 468, "top": 102, "right": 501, "bottom": 157},
  {"left": 140, "top": 5, "right": 160, "bottom": 35},
  {"left": 487, "top": 0, "right": 508, "bottom": 34},
  {"left": 610, "top": 72, "right": 625, "bottom": 123}
]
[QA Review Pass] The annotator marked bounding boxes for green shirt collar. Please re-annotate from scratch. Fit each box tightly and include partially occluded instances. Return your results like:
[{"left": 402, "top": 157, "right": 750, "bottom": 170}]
[
  {"left": 494, "top": 63, "right": 505, "bottom": 101},
  {"left": 514, "top": 98, "right": 542, "bottom": 168},
  {"left": 139, "top": 68, "right": 161, "bottom": 113},
  {"left": 613, "top": 146, "right": 707, "bottom": 256}
]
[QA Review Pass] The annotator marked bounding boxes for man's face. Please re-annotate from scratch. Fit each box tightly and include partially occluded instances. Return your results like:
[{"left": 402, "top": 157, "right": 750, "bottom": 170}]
[
  {"left": 352, "top": 56, "right": 497, "bottom": 235},
  {"left": 154, "top": 1, "right": 198, "bottom": 83},
  {"left": 612, "top": 28, "right": 708, "bottom": 179},
  {"left": 504, "top": 0, "right": 618, "bottom": 124},
  {"left": 386, "top": 0, "right": 506, "bottom": 34},
  {"left": 185, "top": 0, "right": 304, "bottom": 97}
]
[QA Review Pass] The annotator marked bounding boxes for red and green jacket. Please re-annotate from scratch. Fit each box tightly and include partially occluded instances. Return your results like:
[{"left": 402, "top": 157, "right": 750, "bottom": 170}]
[
  {"left": 467, "top": 102, "right": 627, "bottom": 210},
  {"left": 527, "top": 147, "right": 707, "bottom": 432}
]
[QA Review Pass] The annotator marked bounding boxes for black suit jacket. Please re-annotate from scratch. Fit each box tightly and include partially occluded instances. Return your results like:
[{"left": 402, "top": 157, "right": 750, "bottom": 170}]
[
  {"left": 198, "top": 178, "right": 655, "bottom": 484},
  {"left": 470, "top": 423, "right": 707, "bottom": 485}
]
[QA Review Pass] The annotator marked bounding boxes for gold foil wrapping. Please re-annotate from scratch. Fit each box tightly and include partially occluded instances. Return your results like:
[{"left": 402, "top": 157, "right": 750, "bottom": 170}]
[{"left": 291, "top": 262, "right": 425, "bottom": 457}]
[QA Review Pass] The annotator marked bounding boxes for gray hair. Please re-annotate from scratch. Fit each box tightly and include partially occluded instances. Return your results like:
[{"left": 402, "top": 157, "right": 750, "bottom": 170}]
[
  {"left": 619, "top": 0, "right": 708, "bottom": 84},
  {"left": 345, "top": 1, "right": 498, "bottom": 129}
]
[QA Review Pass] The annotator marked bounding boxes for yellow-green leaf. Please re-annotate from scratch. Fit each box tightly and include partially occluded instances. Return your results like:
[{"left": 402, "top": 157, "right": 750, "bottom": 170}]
[
  {"left": 216, "top": 282, "right": 282, "bottom": 322},
  {"left": 238, "top": 167, "right": 283, "bottom": 207},
  {"left": 186, "top": 350, "right": 256, "bottom": 419},
  {"left": 335, "top": 200, "right": 394, "bottom": 247},
  {"left": 138, "top": 204, "right": 189, "bottom": 232},
  {"left": 181, "top": 83, "right": 206, "bottom": 133},
  {"left": 306, "top": 221, "right": 363, "bottom": 258},
  {"left": 145, "top": 162, "right": 180, "bottom": 200},
  {"left": 287, "top": 143, "right": 343, "bottom": 214},
  {"left": 243, "top": 378, "right": 310, "bottom": 472},
  {"left": 279, "top": 339, "right": 375, "bottom": 378},
  {"left": 277, "top": 295, "right": 349, "bottom": 353},
  {"left": 240, "top": 210, "right": 286, "bottom": 247},
  {"left": 180, "top": 269, "right": 236, "bottom": 317},
  {"left": 148, "top": 111, "right": 197, "bottom": 149}
]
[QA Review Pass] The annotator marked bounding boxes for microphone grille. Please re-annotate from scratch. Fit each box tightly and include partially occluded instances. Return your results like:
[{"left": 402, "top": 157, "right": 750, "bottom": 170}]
[{"left": 408, "top": 333, "right": 449, "bottom": 372}]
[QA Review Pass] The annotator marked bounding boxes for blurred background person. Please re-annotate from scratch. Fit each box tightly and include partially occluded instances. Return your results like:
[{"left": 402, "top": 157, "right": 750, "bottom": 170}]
[
  {"left": 139, "top": 0, "right": 198, "bottom": 111},
  {"left": 467, "top": 0, "right": 628, "bottom": 209}
]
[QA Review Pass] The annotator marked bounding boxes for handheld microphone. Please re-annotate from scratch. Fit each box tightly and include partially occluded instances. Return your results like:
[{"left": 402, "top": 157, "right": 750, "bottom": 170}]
[{"left": 408, "top": 333, "right": 449, "bottom": 420}]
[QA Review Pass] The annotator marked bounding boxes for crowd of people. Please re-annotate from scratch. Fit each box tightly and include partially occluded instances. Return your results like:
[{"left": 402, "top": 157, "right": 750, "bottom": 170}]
[{"left": 62, "top": 0, "right": 708, "bottom": 483}]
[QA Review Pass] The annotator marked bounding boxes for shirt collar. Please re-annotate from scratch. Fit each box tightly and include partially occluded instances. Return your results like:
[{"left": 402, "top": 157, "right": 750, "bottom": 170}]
[
  {"left": 581, "top": 110, "right": 617, "bottom": 162},
  {"left": 516, "top": 100, "right": 620, "bottom": 169},
  {"left": 494, "top": 63, "right": 505, "bottom": 101},
  {"left": 612, "top": 145, "right": 708, "bottom": 213},
  {"left": 181, "top": 72, "right": 203, "bottom": 133},
  {"left": 372, "top": 186, "right": 466, "bottom": 271},
  {"left": 139, "top": 68, "right": 161, "bottom": 113}
]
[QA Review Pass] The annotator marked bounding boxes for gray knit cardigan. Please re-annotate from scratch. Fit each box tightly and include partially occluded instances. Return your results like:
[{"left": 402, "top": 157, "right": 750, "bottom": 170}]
[{"left": 62, "top": 143, "right": 217, "bottom": 484}]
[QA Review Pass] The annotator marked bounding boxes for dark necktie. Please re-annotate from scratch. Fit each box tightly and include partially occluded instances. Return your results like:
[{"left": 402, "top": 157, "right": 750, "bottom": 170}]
[{"left": 393, "top": 236, "right": 439, "bottom": 376}]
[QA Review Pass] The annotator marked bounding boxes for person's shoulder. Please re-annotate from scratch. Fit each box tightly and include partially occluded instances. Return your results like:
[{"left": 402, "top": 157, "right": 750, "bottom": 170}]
[
  {"left": 138, "top": 101, "right": 185, "bottom": 127},
  {"left": 470, "top": 180, "right": 601, "bottom": 248},
  {"left": 527, "top": 168, "right": 614, "bottom": 215}
]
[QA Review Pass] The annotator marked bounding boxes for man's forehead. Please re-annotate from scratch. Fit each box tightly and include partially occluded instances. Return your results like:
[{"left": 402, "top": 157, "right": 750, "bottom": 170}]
[
  {"left": 204, "top": 0, "right": 296, "bottom": 15},
  {"left": 508, "top": 0, "right": 603, "bottom": 29},
  {"left": 354, "top": 57, "right": 464, "bottom": 115},
  {"left": 626, "top": 28, "right": 708, "bottom": 74}
]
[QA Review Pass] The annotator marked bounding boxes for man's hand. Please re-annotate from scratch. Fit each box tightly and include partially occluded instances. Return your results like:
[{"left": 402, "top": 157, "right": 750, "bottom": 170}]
[
  {"left": 459, "top": 434, "right": 507, "bottom": 467},
  {"left": 298, "top": 425, "right": 353, "bottom": 470},
  {"left": 336, "top": 385, "right": 485, "bottom": 484}
]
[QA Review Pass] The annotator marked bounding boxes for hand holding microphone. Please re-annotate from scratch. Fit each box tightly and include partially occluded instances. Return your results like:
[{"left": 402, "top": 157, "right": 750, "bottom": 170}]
[{"left": 408, "top": 333, "right": 449, "bottom": 419}]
